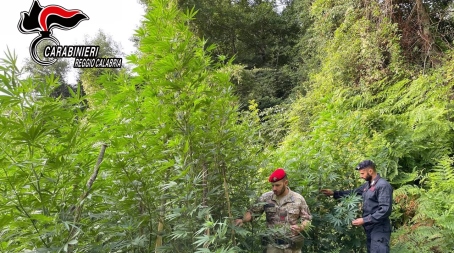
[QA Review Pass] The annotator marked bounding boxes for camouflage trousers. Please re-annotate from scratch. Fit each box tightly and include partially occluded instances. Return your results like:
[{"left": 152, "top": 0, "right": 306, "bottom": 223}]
[{"left": 266, "top": 244, "right": 302, "bottom": 253}]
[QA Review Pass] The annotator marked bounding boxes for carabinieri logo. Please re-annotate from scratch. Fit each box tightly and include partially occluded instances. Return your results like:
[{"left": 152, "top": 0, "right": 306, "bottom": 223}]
[{"left": 18, "top": 0, "right": 122, "bottom": 68}]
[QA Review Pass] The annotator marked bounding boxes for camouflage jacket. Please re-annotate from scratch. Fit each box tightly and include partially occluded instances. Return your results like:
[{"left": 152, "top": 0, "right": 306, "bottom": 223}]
[{"left": 249, "top": 188, "right": 312, "bottom": 228}]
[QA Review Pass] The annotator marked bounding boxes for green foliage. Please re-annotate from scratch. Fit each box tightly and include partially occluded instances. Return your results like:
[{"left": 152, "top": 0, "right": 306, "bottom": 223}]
[
  {"left": 259, "top": 0, "right": 454, "bottom": 251},
  {"left": 22, "top": 40, "right": 73, "bottom": 98},
  {"left": 193, "top": 218, "right": 238, "bottom": 253},
  {"left": 74, "top": 0, "right": 261, "bottom": 252},
  {"left": 0, "top": 0, "right": 262, "bottom": 252},
  {"left": 392, "top": 155, "right": 454, "bottom": 252},
  {"left": 173, "top": 0, "right": 305, "bottom": 110},
  {"left": 0, "top": 50, "right": 95, "bottom": 252},
  {"left": 78, "top": 30, "right": 123, "bottom": 102},
  {"left": 3, "top": 0, "right": 454, "bottom": 252}
]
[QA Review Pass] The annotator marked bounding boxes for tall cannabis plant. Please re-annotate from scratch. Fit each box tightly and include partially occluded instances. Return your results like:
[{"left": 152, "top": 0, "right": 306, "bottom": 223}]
[
  {"left": 0, "top": 49, "right": 98, "bottom": 252},
  {"left": 67, "top": 0, "right": 262, "bottom": 252}
]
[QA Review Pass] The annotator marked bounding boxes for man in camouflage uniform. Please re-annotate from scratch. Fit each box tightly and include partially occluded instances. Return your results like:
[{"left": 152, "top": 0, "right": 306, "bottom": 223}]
[{"left": 235, "top": 168, "right": 312, "bottom": 253}]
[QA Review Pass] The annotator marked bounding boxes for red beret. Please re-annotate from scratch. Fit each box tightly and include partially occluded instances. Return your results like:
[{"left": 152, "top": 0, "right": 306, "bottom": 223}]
[{"left": 269, "top": 168, "right": 286, "bottom": 182}]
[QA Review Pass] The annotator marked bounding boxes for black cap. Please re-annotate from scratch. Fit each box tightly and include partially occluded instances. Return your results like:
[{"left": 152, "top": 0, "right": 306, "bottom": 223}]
[{"left": 355, "top": 160, "right": 375, "bottom": 170}]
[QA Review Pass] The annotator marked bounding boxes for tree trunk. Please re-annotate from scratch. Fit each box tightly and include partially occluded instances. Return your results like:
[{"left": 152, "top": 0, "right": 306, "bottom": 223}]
[
  {"left": 220, "top": 162, "right": 235, "bottom": 243},
  {"left": 202, "top": 163, "right": 210, "bottom": 248},
  {"left": 68, "top": 143, "right": 107, "bottom": 253},
  {"left": 415, "top": 0, "right": 440, "bottom": 68},
  {"left": 155, "top": 195, "right": 166, "bottom": 252}
]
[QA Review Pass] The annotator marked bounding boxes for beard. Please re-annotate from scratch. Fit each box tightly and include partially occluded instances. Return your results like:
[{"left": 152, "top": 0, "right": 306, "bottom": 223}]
[
  {"left": 274, "top": 187, "right": 286, "bottom": 196},
  {"left": 365, "top": 173, "right": 372, "bottom": 182}
]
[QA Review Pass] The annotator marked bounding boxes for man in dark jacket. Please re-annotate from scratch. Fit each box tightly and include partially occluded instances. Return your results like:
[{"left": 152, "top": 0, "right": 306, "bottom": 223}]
[{"left": 321, "top": 160, "right": 393, "bottom": 253}]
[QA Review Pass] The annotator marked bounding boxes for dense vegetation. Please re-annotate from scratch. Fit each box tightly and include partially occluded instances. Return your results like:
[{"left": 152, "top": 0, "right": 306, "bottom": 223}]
[{"left": 1, "top": 0, "right": 454, "bottom": 252}]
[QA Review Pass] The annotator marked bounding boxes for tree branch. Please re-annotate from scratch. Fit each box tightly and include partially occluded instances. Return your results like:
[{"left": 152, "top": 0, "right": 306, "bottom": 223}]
[{"left": 67, "top": 143, "right": 108, "bottom": 252}]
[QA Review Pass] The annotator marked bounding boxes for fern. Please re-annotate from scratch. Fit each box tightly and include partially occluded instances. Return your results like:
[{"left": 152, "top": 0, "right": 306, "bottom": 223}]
[
  {"left": 392, "top": 155, "right": 454, "bottom": 251},
  {"left": 393, "top": 185, "right": 422, "bottom": 197}
]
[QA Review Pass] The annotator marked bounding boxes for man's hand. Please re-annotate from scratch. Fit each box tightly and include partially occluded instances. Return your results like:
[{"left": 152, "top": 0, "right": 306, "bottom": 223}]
[
  {"left": 320, "top": 189, "right": 334, "bottom": 196},
  {"left": 235, "top": 212, "right": 251, "bottom": 226},
  {"left": 290, "top": 224, "right": 302, "bottom": 235},
  {"left": 352, "top": 218, "right": 364, "bottom": 226}
]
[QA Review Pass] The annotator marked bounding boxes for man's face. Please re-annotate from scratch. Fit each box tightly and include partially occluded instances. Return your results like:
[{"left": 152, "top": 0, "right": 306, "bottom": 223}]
[
  {"left": 271, "top": 179, "right": 288, "bottom": 196},
  {"left": 359, "top": 168, "right": 373, "bottom": 182}
]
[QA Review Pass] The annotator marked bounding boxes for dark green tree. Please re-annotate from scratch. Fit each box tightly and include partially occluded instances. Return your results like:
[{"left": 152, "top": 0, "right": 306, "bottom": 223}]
[
  {"left": 170, "top": 0, "right": 306, "bottom": 110},
  {"left": 22, "top": 40, "right": 73, "bottom": 98},
  {"left": 77, "top": 30, "right": 123, "bottom": 102}
]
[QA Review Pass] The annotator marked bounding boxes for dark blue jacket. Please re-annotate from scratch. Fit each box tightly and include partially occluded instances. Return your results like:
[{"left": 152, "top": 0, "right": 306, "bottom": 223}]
[{"left": 333, "top": 174, "right": 393, "bottom": 229}]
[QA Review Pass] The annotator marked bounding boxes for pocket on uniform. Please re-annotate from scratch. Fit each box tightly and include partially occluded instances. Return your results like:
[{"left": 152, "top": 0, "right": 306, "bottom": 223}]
[
  {"left": 378, "top": 237, "right": 389, "bottom": 245},
  {"left": 376, "top": 223, "right": 392, "bottom": 233},
  {"left": 265, "top": 206, "right": 277, "bottom": 222},
  {"left": 287, "top": 209, "right": 300, "bottom": 220},
  {"left": 371, "top": 236, "right": 390, "bottom": 252}
]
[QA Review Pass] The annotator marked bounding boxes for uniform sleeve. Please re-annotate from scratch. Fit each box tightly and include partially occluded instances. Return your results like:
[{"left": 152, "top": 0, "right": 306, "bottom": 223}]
[
  {"left": 333, "top": 183, "right": 366, "bottom": 199},
  {"left": 299, "top": 197, "right": 312, "bottom": 221},
  {"left": 363, "top": 183, "right": 393, "bottom": 224},
  {"left": 248, "top": 195, "right": 266, "bottom": 219}
]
